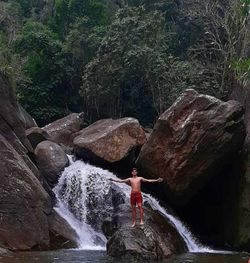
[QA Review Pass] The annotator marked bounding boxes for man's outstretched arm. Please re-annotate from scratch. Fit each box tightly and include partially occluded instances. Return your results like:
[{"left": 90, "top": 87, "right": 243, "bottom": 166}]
[
  {"left": 109, "top": 178, "right": 130, "bottom": 183},
  {"left": 141, "top": 177, "right": 163, "bottom": 183}
]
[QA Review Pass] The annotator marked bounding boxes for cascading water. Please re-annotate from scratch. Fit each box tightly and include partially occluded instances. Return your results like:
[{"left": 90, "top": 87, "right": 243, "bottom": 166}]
[{"left": 53, "top": 156, "right": 214, "bottom": 252}]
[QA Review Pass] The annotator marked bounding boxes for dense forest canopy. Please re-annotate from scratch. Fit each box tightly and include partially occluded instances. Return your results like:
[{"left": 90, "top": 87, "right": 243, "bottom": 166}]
[{"left": 0, "top": 0, "right": 249, "bottom": 126}]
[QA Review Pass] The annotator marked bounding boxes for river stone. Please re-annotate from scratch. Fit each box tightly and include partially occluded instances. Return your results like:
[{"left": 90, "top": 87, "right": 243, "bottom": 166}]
[
  {"left": 0, "top": 133, "right": 52, "bottom": 250},
  {"left": 35, "top": 141, "right": 69, "bottom": 186},
  {"left": 136, "top": 89, "right": 246, "bottom": 205},
  {"left": 26, "top": 127, "right": 51, "bottom": 150},
  {"left": 105, "top": 204, "right": 186, "bottom": 260},
  {"left": 73, "top": 117, "right": 146, "bottom": 164},
  {"left": 43, "top": 113, "right": 84, "bottom": 146}
]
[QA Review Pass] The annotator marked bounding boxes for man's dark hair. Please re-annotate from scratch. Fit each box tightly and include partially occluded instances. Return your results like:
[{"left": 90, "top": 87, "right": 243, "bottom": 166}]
[{"left": 132, "top": 167, "right": 137, "bottom": 171}]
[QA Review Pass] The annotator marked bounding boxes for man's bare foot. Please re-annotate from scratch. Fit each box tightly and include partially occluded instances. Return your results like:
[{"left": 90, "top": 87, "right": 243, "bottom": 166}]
[
  {"left": 131, "top": 222, "right": 136, "bottom": 227},
  {"left": 140, "top": 221, "right": 144, "bottom": 226}
]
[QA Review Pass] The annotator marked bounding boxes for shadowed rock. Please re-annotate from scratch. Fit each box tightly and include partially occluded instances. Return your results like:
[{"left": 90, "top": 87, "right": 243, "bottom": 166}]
[
  {"left": 230, "top": 80, "right": 250, "bottom": 249},
  {"left": 26, "top": 127, "right": 51, "bottom": 150},
  {"left": 136, "top": 89, "right": 246, "bottom": 205}
]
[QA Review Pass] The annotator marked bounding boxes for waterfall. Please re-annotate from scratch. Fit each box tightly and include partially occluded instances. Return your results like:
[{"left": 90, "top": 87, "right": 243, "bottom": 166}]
[{"left": 53, "top": 156, "right": 213, "bottom": 252}]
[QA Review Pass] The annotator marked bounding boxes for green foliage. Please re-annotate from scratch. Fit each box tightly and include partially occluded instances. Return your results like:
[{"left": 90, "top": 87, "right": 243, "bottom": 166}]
[
  {"left": 0, "top": 34, "right": 22, "bottom": 88},
  {"left": 80, "top": 7, "right": 210, "bottom": 125},
  {"left": 232, "top": 58, "right": 250, "bottom": 86},
  {"left": 0, "top": 0, "right": 248, "bottom": 126},
  {"left": 1, "top": 0, "right": 108, "bottom": 125},
  {"left": 239, "top": 0, "right": 250, "bottom": 17},
  {"left": 52, "top": 0, "right": 107, "bottom": 38},
  {"left": 230, "top": 0, "right": 250, "bottom": 87},
  {"left": 14, "top": 20, "right": 69, "bottom": 125}
]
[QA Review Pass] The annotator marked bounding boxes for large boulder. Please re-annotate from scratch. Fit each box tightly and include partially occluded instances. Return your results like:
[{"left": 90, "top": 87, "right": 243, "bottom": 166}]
[
  {"left": 73, "top": 117, "right": 146, "bottom": 165},
  {"left": 35, "top": 141, "right": 69, "bottom": 186},
  {"left": 136, "top": 89, "right": 246, "bottom": 205},
  {"left": 26, "top": 127, "right": 50, "bottom": 150},
  {"left": 43, "top": 113, "right": 84, "bottom": 146},
  {"left": 105, "top": 204, "right": 186, "bottom": 260},
  {"left": 0, "top": 133, "right": 52, "bottom": 250}
]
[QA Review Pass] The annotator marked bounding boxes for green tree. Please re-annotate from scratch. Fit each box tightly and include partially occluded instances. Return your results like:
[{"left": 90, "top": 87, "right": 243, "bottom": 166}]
[
  {"left": 80, "top": 6, "right": 208, "bottom": 125},
  {"left": 187, "top": 0, "right": 250, "bottom": 96},
  {"left": 15, "top": 20, "right": 70, "bottom": 125},
  {"left": 52, "top": 0, "right": 107, "bottom": 38}
]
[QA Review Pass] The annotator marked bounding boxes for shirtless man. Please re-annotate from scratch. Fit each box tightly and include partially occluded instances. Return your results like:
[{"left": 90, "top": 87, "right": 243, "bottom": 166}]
[{"left": 109, "top": 167, "right": 163, "bottom": 227}]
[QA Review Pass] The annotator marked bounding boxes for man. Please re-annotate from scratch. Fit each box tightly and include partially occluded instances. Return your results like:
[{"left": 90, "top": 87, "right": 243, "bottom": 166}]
[{"left": 109, "top": 167, "right": 163, "bottom": 227}]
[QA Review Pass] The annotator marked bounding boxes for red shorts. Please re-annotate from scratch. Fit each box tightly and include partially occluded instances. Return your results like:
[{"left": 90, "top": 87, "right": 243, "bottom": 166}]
[{"left": 130, "top": 192, "right": 143, "bottom": 206}]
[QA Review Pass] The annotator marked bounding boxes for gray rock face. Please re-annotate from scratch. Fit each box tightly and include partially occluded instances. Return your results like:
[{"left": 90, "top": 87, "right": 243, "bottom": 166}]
[
  {"left": 136, "top": 89, "right": 246, "bottom": 205},
  {"left": 73, "top": 117, "right": 146, "bottom": 164},
  {"left": 105, "top": 204, "right": 186, "bottom": 260},
  {"left": 0, "top": 134, "right": 52, "bottom": 250},
  {"left": 43, "top": 113, "right": 84, "bottom": 146},
  {"left": 35, "top": 141, "right": 69, "bottom": 186}
]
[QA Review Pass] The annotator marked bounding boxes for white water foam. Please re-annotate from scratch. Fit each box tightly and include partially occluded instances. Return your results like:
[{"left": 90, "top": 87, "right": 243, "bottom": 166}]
[{"left": 53, "top": 156, "right": 217, "bottom": 253}]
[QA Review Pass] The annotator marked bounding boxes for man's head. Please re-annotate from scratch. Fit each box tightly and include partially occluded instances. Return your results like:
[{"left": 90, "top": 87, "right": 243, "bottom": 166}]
[{"left": 131, "top": 167, "right": 138, "bottom": 177}]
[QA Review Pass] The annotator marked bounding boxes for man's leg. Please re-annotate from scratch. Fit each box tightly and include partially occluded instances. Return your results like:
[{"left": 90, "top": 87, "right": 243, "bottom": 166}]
[
  {"left": 138, "top": 203, "right": 144, "bottom": 225},
  {"left": 131, "top": 205, "right": 136, "bottom": 227}
]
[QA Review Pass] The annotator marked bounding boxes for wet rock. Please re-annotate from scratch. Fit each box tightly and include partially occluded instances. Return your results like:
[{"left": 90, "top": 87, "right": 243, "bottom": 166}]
[
  {"left": 73, "top": 117, "right": 146, "bottom": 165},
  {"left": 35, "top": 141, "right": 69, "bottom": 186},
  {"left": 136, "top": 89, "right": 246, "bottom": 205},
  {"left": 48, "top": 210, "right": 78, "bottom": 249},
  {"left": 43, "top": 113, "right": 84, "bottom": 146},
  {"left": 105, "top": 204, "right": 186, "bottom": 260}
]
